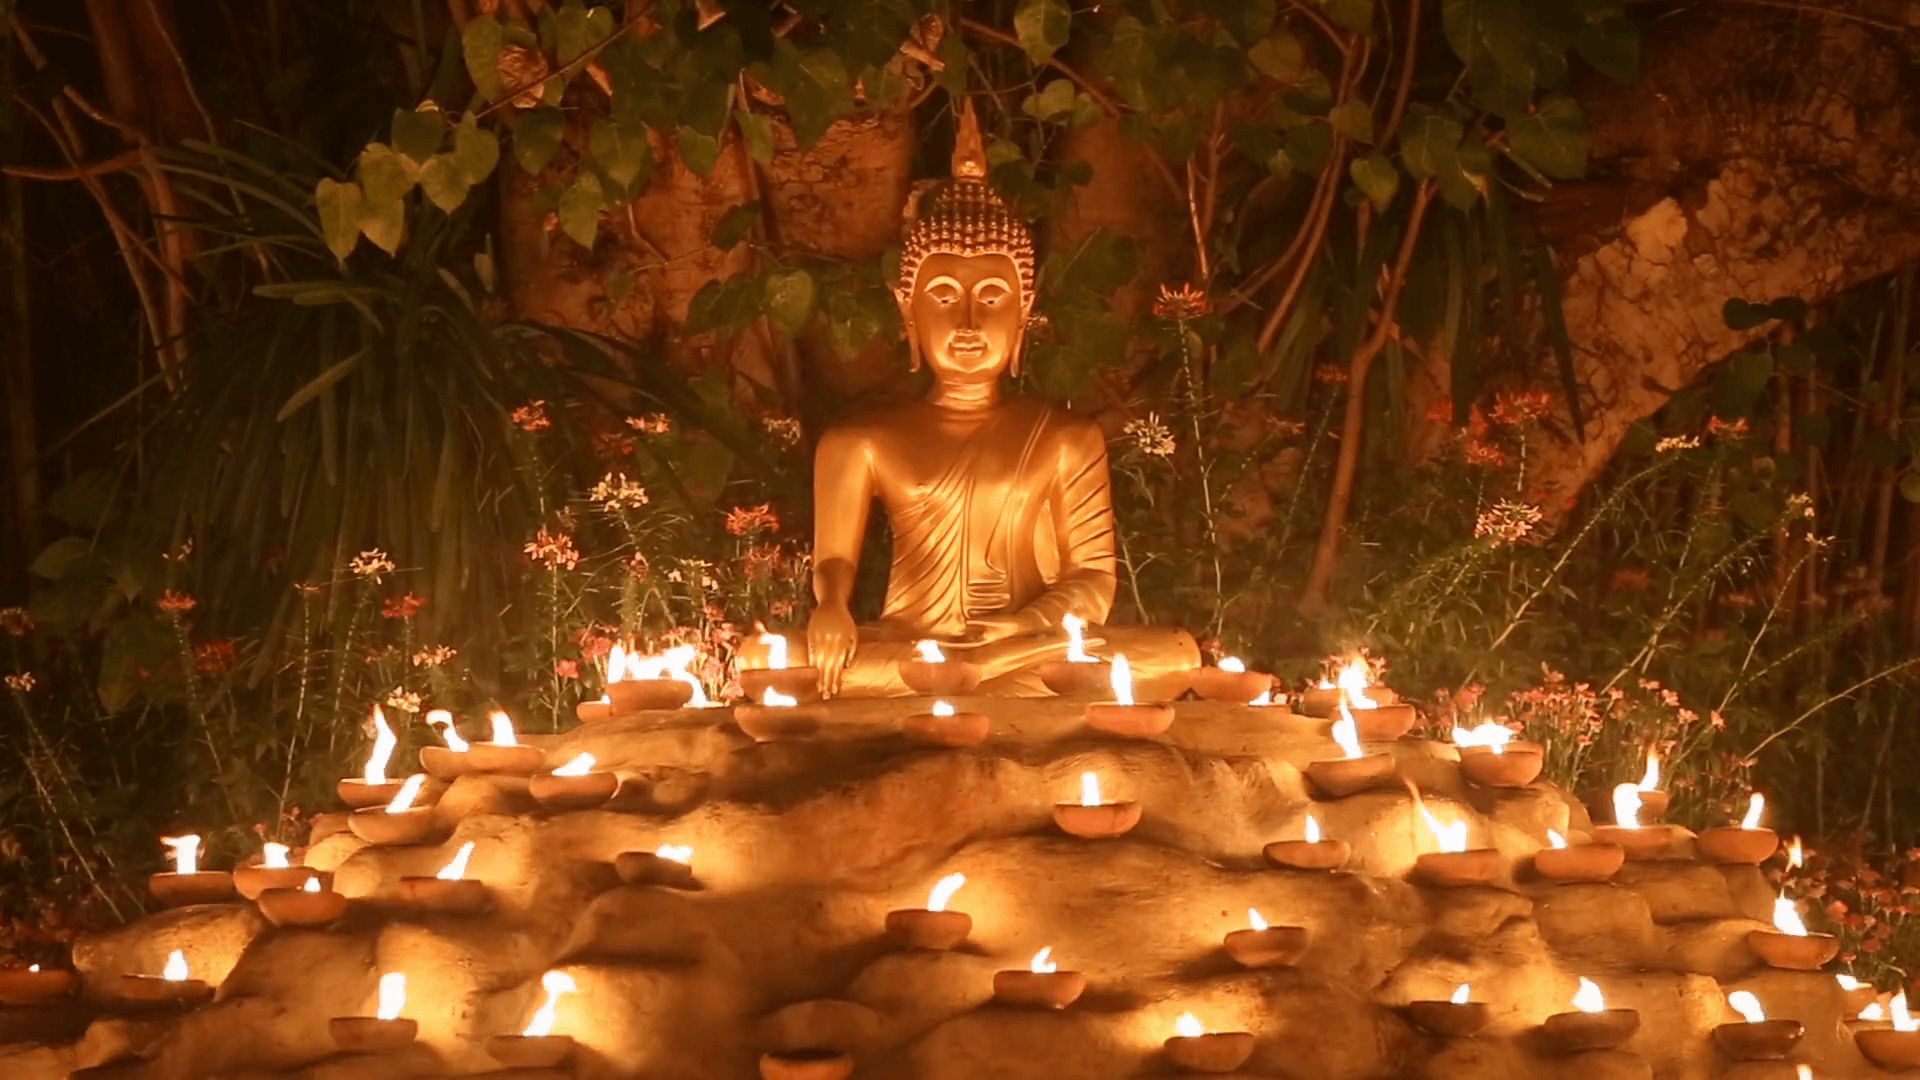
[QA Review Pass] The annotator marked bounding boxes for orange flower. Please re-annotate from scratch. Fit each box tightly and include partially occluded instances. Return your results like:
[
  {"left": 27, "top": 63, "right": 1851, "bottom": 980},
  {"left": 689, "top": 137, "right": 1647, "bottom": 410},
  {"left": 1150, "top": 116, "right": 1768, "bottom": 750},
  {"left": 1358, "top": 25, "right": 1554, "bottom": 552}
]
[
  {"left": 725, "top": 504, "right": 780, "bottom": 536},
  {"left": 157, "top": 590, "right": 198, "bottom": 615},
  {"left": 523, "top": 526, "right": 580, "bottom": 570},
  {"left": 1312, "top": 364, "right": 1349, "bottom": 386},
  {"left": 510, "top": 400, "right": 551, "bottom": 432},
  {"left": 193, "top": 641, "right": 237, "bottom": 673},
  {"left": 1152, "top": 283, "right": 1210, "bottom": 320},
  {"left": 1462, "top": 440, "right": 1507, "bottom": 467},
  {"left": 554, "top": 659, "right": 579, "bottom": 679},
  {"left": 1490, "top": 389, "right": 1552, "bottom": 427},
  {"left": 381, "top": 593, "right": 425, "bottom": 619}
]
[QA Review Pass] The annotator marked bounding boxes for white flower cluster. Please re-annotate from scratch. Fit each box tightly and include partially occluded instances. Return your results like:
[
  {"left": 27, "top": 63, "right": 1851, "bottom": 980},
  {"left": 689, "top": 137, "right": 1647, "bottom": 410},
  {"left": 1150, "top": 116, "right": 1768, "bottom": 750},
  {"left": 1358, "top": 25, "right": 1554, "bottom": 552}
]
[
  {"left": 3, "top": 673, "right": 34, "bottom": 692},
  {"left": 1123, "top": 413, "right": 1176, "bottom": 458},
  {"left": 589, "top": 472, "right": 650, "bottom": 511},
  {"left": 412, "top": 645, "right": 457, "bottom": 668},
  {"left": 384, "top": 687, "right": 422, "bottom": 713},
  {"left": 762, "top": 415, "right": 803, "bottom": 447},
  {"left": 1654, "top": 435, "right": 1701, "bottom": 453},
  {"left": 1474, "top": 500, "right": 1544, "bottom": 544},
  {"left": 349, "top": 549, "right": 395, "bottom": 580}
]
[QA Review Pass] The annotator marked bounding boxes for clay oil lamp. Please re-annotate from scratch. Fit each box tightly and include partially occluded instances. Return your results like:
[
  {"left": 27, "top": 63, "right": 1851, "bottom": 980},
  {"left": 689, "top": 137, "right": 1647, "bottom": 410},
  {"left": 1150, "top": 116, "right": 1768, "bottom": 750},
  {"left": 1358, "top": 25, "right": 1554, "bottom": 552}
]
[
  {"left": 257, "top": 873, "right": 349, "bottom": 930},
  {"left": 1542, "top": 977, "right": 1639, "bottom": 1052},
  {"left": 736, "top": 685, "right": 825, "bottom": 741},
  {"left": 119, "top": 949, "right": 213, "bottom": 1006},
  {"left": 1532, "top": 829, "right": 1625, "bottom": 883},
  {"left": 337, "top": 706, "right": 405, "bottom": 809},
  {"left": 399, "top": 841, "right": 489, "bottom": 914},
  {"left": 1403, "top": 983, "right": 1490, "bottom": 1038},
  {"left": 419, "top": 709, "right": 473, "bottom": 780},
  {"left": 0, "top": 963, "right": 75, "bottom": 1006},
  {"left": 1053, "top": 771, "right": 1141, "bottom": 838},
  {"left": 900, "top": 639, "right": 982, "bottom": 697},
  {"left": 1749, "top": 892, "right": 1838, "bottom": 970},
  {"left": 530, "top": 752, "right": 618, "bottom": 809},
  {"left": 1083, "top": 653, "right": 1175, "bottom": 738},
  {"left": 464, "top": 710, "right": 545, "bottom": 776},
  {"left": 1712, "top": 990, "right": 1804, "bottom": 1061},
  {"left": 150, "top": 834, "right": 234, "bottom": 907},
  {"left": 1836, "top": 974, "right": 1879, "bottom": 1020},
  {"left": 331, "top": 972, "right": 418, "bottom": 1052},
  {"left": 903, "top": 699, "right": 990, "bottom": 748},
  {"left": 1299, "top": 656, "right": 1397, "bottom": 717},
  {"left": 603, "top": 643, "right": 696, "bottom": 712},
  {"left": 1856, "top": 991, "right": 1920, "bottom": 1068},
  {"left": 993, "top": 947, "right": 1086, "bottom": 1009},
  {"left": 1452, "top": 721, "right": 1543, "bottom": 788},
  {"left": 1591, "top": 784, "right": 1676, "bottom": 860},
  {"left": 1164, "top": 1012, "right": 1256, "bottom": 1074},
  {"left": 348, "top": 774, "right": 444, "bottom": 846},
  {"left": 487, "top": 970, "right": 578, "bottom": 1068},
  {"left": 739, "top": 632, "right": 821, "bottom": 704},
  {"left": 234, "top": 842, "right": 326, "bottom": 900},
  {"left": 1698, "top": 792, "right": 1781, "bottom": 865},
  {"left": 1037, "top": 613, "right": 1111, "bottom": 696},
  {"left": 1304, "top": 705, "right": 1399, "bottom": 798},
  {"left": 616, "top": 844, "right": 698, "bottom": 889},
  {"left": 886, "top": 873, "right": 971, "bottom": 951},
  {"left": 1628, "top": 748, "right": 1669, "bottom": 821},
  {"left": 1264, "top": 814, "right": 1351, "bottom": 871},
  {"left": 1223, "top": 908, "right": 1309, "bottom": 969},
  {"left": 1192, "top": 655, "right": 1273, "bottom": 703},
  {"left": 759, "top": 1048, "right": 854, "bottom": 1080},
  {"left": 1408, "top": 781, "right": 1502, "bottom": 886}
]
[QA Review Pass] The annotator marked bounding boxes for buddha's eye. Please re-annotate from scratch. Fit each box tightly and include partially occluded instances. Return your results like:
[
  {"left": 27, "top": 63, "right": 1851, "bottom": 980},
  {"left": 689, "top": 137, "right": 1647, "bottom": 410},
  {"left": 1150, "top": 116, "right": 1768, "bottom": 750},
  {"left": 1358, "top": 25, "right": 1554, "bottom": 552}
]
[
  {"left": 976, "top": 283, "right": 1010, "bottom": 306},
  {"left": 926, "top": 284, "right": 961, "bottom": 305}
]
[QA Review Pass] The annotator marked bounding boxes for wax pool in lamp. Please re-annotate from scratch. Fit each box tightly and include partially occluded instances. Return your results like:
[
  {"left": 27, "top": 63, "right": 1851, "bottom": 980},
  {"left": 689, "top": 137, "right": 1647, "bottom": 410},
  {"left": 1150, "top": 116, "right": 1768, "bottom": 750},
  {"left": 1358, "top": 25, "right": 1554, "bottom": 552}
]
[
  {"left": 1036, "top": 614, "right": 1112, "bottom": 697},
  {"left": 119, "top": 949, "right": 213, "bottom": 1006},
  {"left": 1404, "top": 984, "right": 1491, "bottom": 1038},
  {"left": 899, "top": 640, "right": 982, "bottom": 697},
  {"left": 337, "top": 706, "right": 405, "bottom": 808},
  {"left": 739, "top": 633, "right": 822, "bottom": 703},
  {"left": 530, "top": 752, "right": 618, "bottom": 809},
  {"left": 235, "top": 841, "right": 326, "bottom": 900},
  {"left": 886, "top": 874, "right": 971, "bottom": 951},
  {"left": 1697, "top": 792, "right": 1781, "bottom": 864},
  {"left": 903, "top": 698, "right": 990, "bottom": 748},
  {"left": 1408, "top": 782, "right": 1502, "bottom": 886},
  {"left": 331, "top": 972, "right": 418, "bottom": 1052},
  {"left": 1711, "top": 990, "right": 1805, "bottom": 1061},
  {"left": 1190, "top": 654, "right": 1274, "bottom": 703},
  {"left": 1223, "top": 907, "right": 1309, "bottom": 969},
  {"left": 1857, "top": 992, "right": 1920, "bottom": 1068},
  {"left": 1083, "top": 655, "right": 1175, "bottom": 737},
  {"left": 1532, "top": 828, "right": 1625, "bottom": 883},
  {"left": 1165, "top": 1012, "right": 1255, "bottom": 1074},
  {"left": 1264, "top": 813, "right": 1351, "bottom": 870},
  {"left": 400, "top": 841, "right": 489, "bottom": 914},
  {"left": 1748, "top": 892, "right": 1839, "bottom": 970},
  {"left": 487, "top": 971, "right": 579, "bottom": 1068},
  {"left": 465, "top": 711, "right": 546, "bottom": 776},
  {"left": 149, "top": 834, "right": 234, "bottom": 907},
  {"left": 1590, "top": 782, "right": 1676, "bottom": 859},
  {"left": 1452, "top": 721, "right": 1543, "bottom": 787},
  {"left": 1541, "top": 977, "right": 1639, "bottom": 1052},
  {"left": 1303, "top": 704, "right": 1399, "bottom": 798},
  {"left": 1052, "top": 772, "right": 1140, "bottom": 838},
  {"left": 992, "top": 947, "right": 1086, "bottom": 1009}
]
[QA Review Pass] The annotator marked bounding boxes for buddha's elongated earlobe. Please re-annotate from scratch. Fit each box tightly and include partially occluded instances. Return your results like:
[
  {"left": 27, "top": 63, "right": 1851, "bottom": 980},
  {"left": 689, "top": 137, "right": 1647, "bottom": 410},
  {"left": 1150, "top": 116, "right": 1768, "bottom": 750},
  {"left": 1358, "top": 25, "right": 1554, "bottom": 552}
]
[{"left": 895, "top": 288, "right": 922, "bottom": 372}]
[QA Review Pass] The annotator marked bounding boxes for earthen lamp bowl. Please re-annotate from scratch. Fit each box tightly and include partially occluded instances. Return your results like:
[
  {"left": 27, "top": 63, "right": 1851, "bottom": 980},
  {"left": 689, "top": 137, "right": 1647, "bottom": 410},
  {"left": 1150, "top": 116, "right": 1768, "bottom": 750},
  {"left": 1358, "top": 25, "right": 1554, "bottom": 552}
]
[
  {"left": 992, "top": 968, "right": 1087, "bottom": 1009},
  {"left": 573, "top": 699, "right": 614, "bottom": 723},
  {"left": 1189, "top": 667, "right": 1273, "bottom": 703},
  {"left": 1305, "top": 755, "right": 1400, "bottom": 799},
  {"left": 0, "top": 967, "right": 75, "bottom": 1005},
  {"left": 1164, "top": 1031, "right": 1256, "bottom": 1073},
  {"left": 903, "top": 708, "right": 990, "bottom": 748},
  {"left": 1856, "top": 1029, "right": 1920, "bottom": 1069},
  {"left": 118, "top": 974, "right": 214, "bottom": 1006},
  {"left": 348, "top": 807, "right": 444, "bottom": 847},
  {"left": 885, "top": 909, "right": 971, "bottom": 951},
  {"left": 1696, "top": 826, "right": 1780, "bottom": 865},
  {"left": 335, "top": 778, "right": 405, "bottom": 810},
  {"left": 233, "top": 865, "right": 327, "bottom": 901},
  {"left": 1300, "top": 685, "right": 1398, "bottom": 717},
  {"left": 486, "top": 1034, "right": 574, "bottom": 1068},
  {"left": 759, "top": 1048, "right": 854, "bottom": 1080},
  {"left": 1842, "top": 981, "right": 1880, "bottom": 1018},
  {"left": 1747, "top": 930, "right": 1839, "bottom": 970},
  {"left": 607, "top": 678, "right": 693, "bottom": 712},
  {"left": 1533, "top": 843, "right": 1625, "bottom": 883},
  {"left": 398, "top": 876, "right": 490, "bottom": 914},
  {"left": 1542, "top": 1009, "right": 1640, "bottom": 1052},
  {"left": 1037, "top": 659, "right": 1112, "bottom": 697},
  {"left": 256, "top": 885, "right": 349, "bottom": 929},
  {"left": 1224, "top": 925, "right": 1310, "bottom": 968},
  {"left": 529, "top": 769, "right": 619, "bottom": 809},
  {"left": 330, "top": 1016, "right": 418, "bottom": 1051},
  {"left": 149, "top": 871, "right": 235, "bottom": 908},
  {"left": 1589, "top": 824, "right": 1677, "bottom": 860},
  {"left": 419, "top": 746, "right": 472, "bottom": 781},
  {"left": 899, "top": 659, "right": 981, "bottom": 697},
  {"left": 1264, "top": 838, "right": 1352, "bottom": 871},
  {"left": 734, "top": 703, "right": 825, "bottom": 742},
  {"left": 1458, "top": 743, "right": 1545, "bottom": 788},
  {"left": 739, "top": 668, "right": 822, "bottom": 704},
  {"left": 1083, "top": 701, "right": 1175, "bottom": 738},
  {"left": 1403, "top": 1000, "right": 1491, "bottom": 1038},
  {"left": 1053, "top": 801, "right": 1142, "bottom": 839},
  {"left": 462, "top": 742, "right": 546, "bottom": 776},
  {"left": 1711, "top": 1019, "right": 1804, "bottom": 1060},
  {"left": 615, "top": 851, "right": 698, "bottom": 889},
  {"left": 1412, "top": 849, "right": 1505, "bottom": 887},
  {"left": 1350, "top": 703, "right": 1417, "bottom": 741}
]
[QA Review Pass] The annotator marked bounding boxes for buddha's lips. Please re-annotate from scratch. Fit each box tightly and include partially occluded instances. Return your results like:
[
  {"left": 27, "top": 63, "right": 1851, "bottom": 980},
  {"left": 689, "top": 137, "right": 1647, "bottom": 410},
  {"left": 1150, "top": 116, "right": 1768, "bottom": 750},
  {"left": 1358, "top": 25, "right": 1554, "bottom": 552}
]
[{"left": 947, "top": 336, "right": 988, "bottom": 358}]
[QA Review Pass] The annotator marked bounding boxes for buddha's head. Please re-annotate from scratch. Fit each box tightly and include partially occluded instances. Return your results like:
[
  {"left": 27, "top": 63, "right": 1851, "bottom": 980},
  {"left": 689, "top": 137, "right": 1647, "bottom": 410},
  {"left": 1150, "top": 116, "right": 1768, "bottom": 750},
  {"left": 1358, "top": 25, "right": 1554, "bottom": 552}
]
[{"left": 895, "top": 100, "right": 1036, "bottom": 381}]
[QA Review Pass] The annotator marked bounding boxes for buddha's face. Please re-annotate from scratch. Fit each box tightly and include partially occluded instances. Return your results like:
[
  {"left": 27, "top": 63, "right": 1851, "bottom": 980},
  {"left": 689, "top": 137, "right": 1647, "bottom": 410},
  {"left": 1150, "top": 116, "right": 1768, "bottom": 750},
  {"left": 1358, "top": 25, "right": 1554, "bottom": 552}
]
[{"left": 904, "top": 251, "right": 1026, "bottom": 380}]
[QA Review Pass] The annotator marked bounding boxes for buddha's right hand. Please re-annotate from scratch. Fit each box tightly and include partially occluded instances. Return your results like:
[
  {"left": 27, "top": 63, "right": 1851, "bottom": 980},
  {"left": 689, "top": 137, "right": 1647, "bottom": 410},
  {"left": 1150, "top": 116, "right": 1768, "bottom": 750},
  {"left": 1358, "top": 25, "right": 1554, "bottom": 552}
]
[{"left": 807, "top": 603, "right": 859, "bottom": 698}]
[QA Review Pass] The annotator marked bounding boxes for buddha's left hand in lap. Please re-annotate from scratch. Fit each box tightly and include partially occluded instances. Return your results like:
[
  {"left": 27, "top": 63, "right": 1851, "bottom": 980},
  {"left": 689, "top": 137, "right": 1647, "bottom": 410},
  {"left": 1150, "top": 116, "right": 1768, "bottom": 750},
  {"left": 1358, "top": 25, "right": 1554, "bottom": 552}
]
[{"left": 961, "top": 609, "right": 1048, "bottom": 645}]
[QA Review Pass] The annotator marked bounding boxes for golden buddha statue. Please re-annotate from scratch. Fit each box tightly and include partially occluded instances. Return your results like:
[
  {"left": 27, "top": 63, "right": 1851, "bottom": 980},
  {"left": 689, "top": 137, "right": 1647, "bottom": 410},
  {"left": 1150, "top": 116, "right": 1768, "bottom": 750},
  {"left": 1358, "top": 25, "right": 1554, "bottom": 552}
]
[{"left": 807, "top": 101, "right": 1199, "bottom": 698}]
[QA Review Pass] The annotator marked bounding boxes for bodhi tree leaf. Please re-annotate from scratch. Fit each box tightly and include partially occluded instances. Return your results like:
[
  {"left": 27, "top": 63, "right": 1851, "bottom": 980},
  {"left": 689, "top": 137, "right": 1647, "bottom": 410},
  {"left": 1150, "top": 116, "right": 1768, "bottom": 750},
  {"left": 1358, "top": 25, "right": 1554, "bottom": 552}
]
[
  {"left": 763, "top": 268, "right": 816, "bottom": 335},
  {"left": 711, "top": 201, "right": 761, "bottom": 251},
  {"left": 512, "top": 106, "right": 565, "bottom": 174},
  {"left": 1013, "top": 0, "right": 1071, "bottom": 64},
  {"left": 359, "top": 194, "right": 406, "bottom": 254},
  {"left": 736, "top": 109, "right": 774, "bottom": 166},
  {"left": 462, "top": 16, "right": 506, "bottom": 102},
  {"left": 1349, "top": 152, "right": 1400, "bottom": 209},
  {"left": 1021, "top": 79, "right": 1078, "bottom": 122},
  {"left": 1321, "top": 0, "right": 1373, "bottom": 34},
  {"left": 391, "top": 107, "right": 446, "bottom": 162},
  {"left": 356, "top": 143, "right": 421, "bottom": 205},
  {"left": 1329, "top": 100, "right": 1373, "bottom": 142},
  {"left": 558, "top": 172, "right": 603, "bottom": 248},
  {"left": 1507, "top": 94, "right": 1589, "bottom": 179},
  {"left": 591, "top": 117, "right": 651, "bottom": 189},
  {"left": 1399, "top": 106, "right": 1463, "bottom": 179},
  {"left": 315, "top": 178, "right": 363, "bottom": 260},
  {"left": 454, "top": 115, "right": 501, "bottom": 184},
  {"left": 677, "top": 128, "right": 722, "bottom": 177},
  {"left": 418, "top": 153, "right": 472, "bottom": 212},
  {"left": 1248, "top": 30, "right": 1307, "bottom": 83},
  {"left": 555, "top": 0, "right": 615, "bottom": 67}
]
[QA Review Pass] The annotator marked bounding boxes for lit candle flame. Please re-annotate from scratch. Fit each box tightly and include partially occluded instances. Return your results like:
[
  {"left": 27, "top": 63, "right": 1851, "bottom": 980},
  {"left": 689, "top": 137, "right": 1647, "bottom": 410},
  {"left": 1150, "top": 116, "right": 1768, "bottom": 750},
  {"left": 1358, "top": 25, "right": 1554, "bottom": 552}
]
[
  {"left": 1611, "top": 783, "right": 1643, "bottom": 830},
  {"left": 932, "top": 700, "right": 955, "bottom": 717},
  {"left": 1079, "top": 772, "right": 1103, "bottom": 808},
  {"left": 1110, "top": 653, "right": 1134, "bottom": 706},
  {"left": 1248, "top": 908, "right": 1268, "bottom": 932},
  {"left": 1548, "top": 829, "right": 1568, "bottom": 849},
  {"left": 1894, "top": 992, "right": 1918, "bottom": 1032},
  {"left": 1637, "top": 748, "right": 1661, "bottom": 792},
  {"left": 1337, "top": 656, "right": 1377, "bottom": 709},
  {"left": 759, "top": 632, "right": 789, "bottom": 670},
  {"left": 1863, "top": 1001, "right": 1888, "bottom": 1022},
  {"left": 488, "top": 711, "right": 517, "bottom": 747},
  {"left": 1451, "top": 984, "right": 1471, "bottom": 1005},
  {"left": 1219, "top": 656, "right": 1245, "bottom": 673},
  {"left": 606, "top": 644, "right": 627, "bottom": 684},
  {"left": 302, "top": 876, "right": 321, "bottom": 893},
  {"left": 161, "top": 835, "right": 200, "bottom": 875},
  {"left": 655, "top": 844, "right": 693, "bottom": 864},
  {"left": 521, "top": 970, "right": 577, "bottom": 1037},
  {"left": 27, "top": 964, "right": 36, "bottom": 973},
  {"left": 1331, "top": 702, "right": 1363, "bottom": 759},
  {"left": 1305, "top": 815, "right": 1322, "bottom": 844},
  {"left": 1728, "top": 991, "right": 1766, "bottom": 1024},
  {"left": 1772, "top": 894, "right": 1809, "bottom": 937},
  {"left": 925, "top": 873, "right": 965, "bottom": 912},
  {"left": 436, "top": 841, "right": 475, "bottom": 881},
  {"left": 1572, "top": 977, "right": 1606, "bottom": 1013},
  {"left": 915, "top": 640, "right": 944, "bottom": 664},
  {"left": 162, "top": 950, "right": 189, "bottom": 982},
  {"left": 1407, "top": 781, "right": 1469, "bottom": 853},
  {"left": 1061, "top": 615, "right": 1093, "bottom": 663},
  {"left": 262, "top": 842, "right": 290, "bottom": 869},
  {"left": 376, "top": 972, "right": 406, "bottom": 1021},
  {"left": 662, "top": 645, "right": 709, "bottom": 707},
  {"left": 1787, "top": 836, "right": 1804, "bottom": 869},
  {"left": 427, "top": 709, "right": 468, "bottom": 752},
  {"left": 364, "top": 706, "right": 398, "bottom": 785},
  {"left": 1030, "top": 947, "right": 1056, "bottom": 974},
  {"left": 1251, "top": 690, "right": 1273, "bottom": 706},
  {"left": 763, "top": 686, "right": 797, "bottom": 707},
  {"left": 1837, "top": 974, "right": 1864, "bottom": 991},
  {"left": 552, "top": 752, "right": 595, "bottom": 777},
  {"left": 1175, "top": 1013, "right": 1205, "bottom": 1038},
  {"left": 1740, "top": 792, "right": 1765, "bottom": 830},
  {"left": 1795, "top": 1066, "right": 1813, "bottom": 1080},
  {"left": 1451, "top": 721, "right": 1513, "bottom": 755},
  {"left": 385, "top": 774, "right": 427, "bottom": 813}
]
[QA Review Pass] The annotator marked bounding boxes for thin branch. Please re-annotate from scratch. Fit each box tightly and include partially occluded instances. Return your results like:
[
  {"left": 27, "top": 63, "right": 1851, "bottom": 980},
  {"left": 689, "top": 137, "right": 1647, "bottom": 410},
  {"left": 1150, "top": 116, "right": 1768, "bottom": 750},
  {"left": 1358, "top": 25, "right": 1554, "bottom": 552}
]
[
  {"left": 475, "top": 9, "right": 651, "bottom": 120},
  {"left": 1746, "top": 653, "right": 1920, "bottom": 760},
  {"left": 3, "top": 150, "right": 144, "bottom": 180},
  {"left": 956, "top": 17, "right": 1123, "bottom": 117},
  {"left": 1283, "top": 0, "right": 1352, "bottom": 53},
  {"left": 1380, "top": 0, "right": 1421, "bottom": 145}
]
